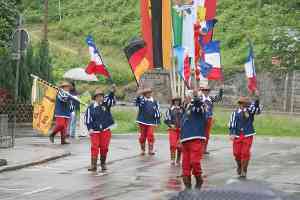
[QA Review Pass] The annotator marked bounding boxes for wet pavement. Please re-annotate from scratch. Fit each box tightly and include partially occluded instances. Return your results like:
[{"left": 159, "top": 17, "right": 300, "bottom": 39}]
[{"left": 0, "top": 135, "right": 300, "bottom": 200}]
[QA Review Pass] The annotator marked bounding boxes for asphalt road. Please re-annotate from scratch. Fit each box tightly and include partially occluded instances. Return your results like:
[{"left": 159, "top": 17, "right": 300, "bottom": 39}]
[{"left": 0, "top": 136, "right": 300, "bottom": 200}]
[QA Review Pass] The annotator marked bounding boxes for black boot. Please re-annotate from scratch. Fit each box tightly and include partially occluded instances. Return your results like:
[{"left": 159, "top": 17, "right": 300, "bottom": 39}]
[
  {"left": 88, "top": 157, "right": 97, "bottom": 172},
  {"left": 176, "top": 151, "right": 181, "bottom": 165},
  {"left": 148, "top": 144, "right": 155, "bottom": 155},
  {"left": 182, "top": 176, "right": 192, "bottom": 190},
  {"left": 240, "top": 160, "right": 249, "bottom": 178},
  {"left": 236, "top": 159, "right": 242, "bottom": 176},
  {"left": 140, "top": 143, "right": 146, "bottom": 156},
  {"left": 100, "top": 155, "right": 107, "bottom": 171},
  {"left": 195, "top": 175, "right": 203, "bottom": 189},
  {"left": 170, "top": 151, "right": 176, "bottom": 165},
  {"left": 49, "top": 133, "right": 55, "bottom": 143},
  {"left": 61, "top": 135, "right": 70, "bottom": 145}
]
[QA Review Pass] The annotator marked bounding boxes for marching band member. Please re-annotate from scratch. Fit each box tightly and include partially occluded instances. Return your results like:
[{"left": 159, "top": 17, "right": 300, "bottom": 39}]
[
  {"left": 135, "top": 85, "right": 161, "bottom": 156},
  {"left": 200, "top": 86, "right": 223, "bottom": 154},
  {"left": 229, "top": 94, "right": 261, "bottom": 178},
  {"left": 49, "top": 81, "right": 73, "bottom": 145},
  {"left": 85, "top": 85, "right": 116, "bottom": 172},
  {"left": 180, "top": 89, "right": 206, "bottom": 190},
  {"left": 164, "top": 97, "right": 184, "bottom": 165}
]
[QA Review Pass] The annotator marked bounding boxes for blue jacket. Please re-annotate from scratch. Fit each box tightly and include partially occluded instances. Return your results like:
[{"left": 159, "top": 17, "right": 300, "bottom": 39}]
[
  {"left": 135, "top": 96, "right": 161, "bottom": 126},
  {"left": 85, "top": 92, "right": 116, "bottom": 132},
  {"left": 229, "top": 100, "right": 262, "bottom": 137},
  {"left": 180, "top": 97, "right": 206, "bottom": 143},
  {"left": 55, "top": 89, "right": 72, "bottom": 118},
  {"left": 69, "top": 91, "right": 80, "bottom": 113},
  {"left": 164, "top": 106, "right": 185, "bottom": 129},
  {"left": 201, "top": 89, "right": 223, "bottom": 118}
]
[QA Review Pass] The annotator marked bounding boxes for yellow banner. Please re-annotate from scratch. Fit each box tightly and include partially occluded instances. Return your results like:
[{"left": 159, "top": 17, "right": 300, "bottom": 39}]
[
  {"left": 162, "top": 0, "right": 172, "bottom": 70},
  {"left": 197, "top": 6, "right": 206, "bottom": 22},
  {"left": 32, "top": 81, "right": 57, "bottom": 135}
]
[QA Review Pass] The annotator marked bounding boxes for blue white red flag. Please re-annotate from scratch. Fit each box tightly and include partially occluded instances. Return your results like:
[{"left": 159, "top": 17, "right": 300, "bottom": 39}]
[
  {"left": 199, "top": 60, "right": 213, "bottom": 78},
  {"left": 85, "top": 35, "right": 110, "bottom": 78},
  {"left": 244, "top": 44, "right": 257, "bottom": 93},
  {"left": 203, "top": 40, "right": 222, "bottom": 80},
  {"left": 199, "top": 19, "right": 217, "bottom": 35}
]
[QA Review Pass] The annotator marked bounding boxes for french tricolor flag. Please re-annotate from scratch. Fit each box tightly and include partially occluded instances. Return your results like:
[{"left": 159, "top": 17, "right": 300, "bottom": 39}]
[
  {"left": 244, "top": 46, "right": 257, "bottom": 93},
  {"left": 85, "top": 35, "right": 110, "bottom": 78},
  {"left": 203, "top": 40, "right": 223, "bottom": 80}
]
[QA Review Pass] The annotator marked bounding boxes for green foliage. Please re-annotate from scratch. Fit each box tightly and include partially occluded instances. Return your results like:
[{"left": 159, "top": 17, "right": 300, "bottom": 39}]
[
  {"left": 22, "top": 0, "right": 300, "bottom": 83},
  {"left": 215, "top": 0, "right": 300, "bottom": 75},
  {"left": 0, "top": 0, "right": 19, "bottom": 48},
  {"left": 111, "top": 106, "right": 300, "bottom": 136}
]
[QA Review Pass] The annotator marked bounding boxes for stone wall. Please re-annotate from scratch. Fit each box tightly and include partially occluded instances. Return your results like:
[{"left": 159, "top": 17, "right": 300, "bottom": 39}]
[
  {"left": 122, "top": 69, "right": 300, "bottom": 113},
  {"left": 140, "top": 69, "right": 172, "bottom": 104}
]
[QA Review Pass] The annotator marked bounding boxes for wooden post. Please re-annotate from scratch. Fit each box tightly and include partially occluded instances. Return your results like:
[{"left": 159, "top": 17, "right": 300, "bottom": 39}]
[
  {"left": 283, "top": 72, "right": 289, "bottom": 112},
  {"left": 173, "top": 65, "right": 177, "bottom": 96},
  {"left": 290, "top": 71, "right": 296, "bottom": 114},
  {"left": 43, "top": 0, "right": 48, "bottom": 42}
]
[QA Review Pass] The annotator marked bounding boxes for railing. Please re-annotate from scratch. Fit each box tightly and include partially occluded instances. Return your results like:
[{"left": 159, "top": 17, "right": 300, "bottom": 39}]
[{"left": 0, "top": 114, "right": 14, "bottom": 148}]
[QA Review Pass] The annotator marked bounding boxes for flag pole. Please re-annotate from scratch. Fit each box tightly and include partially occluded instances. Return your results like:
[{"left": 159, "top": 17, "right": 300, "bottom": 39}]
[
  {"left": 123, "top": 45, "right": 140, "bottom": 87},
  {"left": 96, "top": 47, "right": 114, "bottom": 85},
  {"left": 30, "top": 74, "right": 87, "bottom": 106},
  {"left": 125, "top": 57, "right": 140, "bottom": 87}
]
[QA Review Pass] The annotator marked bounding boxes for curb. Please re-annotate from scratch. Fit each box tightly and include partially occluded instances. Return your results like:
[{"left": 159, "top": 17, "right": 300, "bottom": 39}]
[{"left": 0, "top": 152, "right": 71, "bottom": 173}]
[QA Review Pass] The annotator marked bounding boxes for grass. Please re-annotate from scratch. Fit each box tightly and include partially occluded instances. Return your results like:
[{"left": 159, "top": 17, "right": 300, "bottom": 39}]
[
  {"left": 111, "top": 106, "right": 300, "bottom": 136},
  {"left": 27, "top": 24, "right": 134, "bottom": 85}
]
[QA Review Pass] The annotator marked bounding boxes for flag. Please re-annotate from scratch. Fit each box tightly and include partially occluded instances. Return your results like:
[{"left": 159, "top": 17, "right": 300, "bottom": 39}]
[
  {"left": 141, "top": 0, "right": 154, "bottom": 68},
  {"left": 201, "top": 0, "right": 217, "bottom": 45},
  {"left": 162, "top": 0, "right": 172, "bottom": 70},
  {"left": 182, "top": 4, "right": 197, "bottom": 69},
  {"left": 151, "top": 0, "right": 163, "bottom": 68},
  {"left": 172, "top": 5, "right": 183, "bottom": 47},
  {"left": 124, "top": 38, "right": 150, "bottom": 82},
  {"left": 32, "top": 78, "right": 57, "bottom": 135},
  {"left": 245, "top": 45, "right": 257, "bottom": 93},
  {"left": 200, "top": 19, "right": 217, "bottom": 35},
  {"left": 203, "top": 40, "right": 223, "bottom": 80},
  {"left": 204, "top": 0, "right": 217, "bottom": 20},
  {"left": 174, "top": 47, "right": 191, "bottom": 87},
  {"left": 199, "top": 60, "right": 213, "bottom": 78},
  {"left": 85, "top": 35, "right": 110, "bottom": 78}
]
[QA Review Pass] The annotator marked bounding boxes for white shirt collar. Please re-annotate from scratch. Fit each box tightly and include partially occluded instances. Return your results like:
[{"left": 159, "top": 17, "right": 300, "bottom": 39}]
[
  {"left": 202, "top": 94, "right": 211, "bottom": 102},
  {"left": 144, "top": 97, "right": 154, "bottom": 102},
  {"left": 237, "top": 108, "right": 247, "bottom": 113}
]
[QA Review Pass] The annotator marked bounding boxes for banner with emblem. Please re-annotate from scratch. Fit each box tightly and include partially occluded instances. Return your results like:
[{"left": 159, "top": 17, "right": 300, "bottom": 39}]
[{"left": 32, "top": 77, "right": 57, "bottom": 135}]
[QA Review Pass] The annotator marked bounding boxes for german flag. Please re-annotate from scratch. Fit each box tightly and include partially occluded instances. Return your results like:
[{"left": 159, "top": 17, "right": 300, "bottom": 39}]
[
  {"left": 124, "top": 38, "right": 150, "bottom": 82},
  {"left": 140, "top": 0, "right": 172, "bottom": 70}
]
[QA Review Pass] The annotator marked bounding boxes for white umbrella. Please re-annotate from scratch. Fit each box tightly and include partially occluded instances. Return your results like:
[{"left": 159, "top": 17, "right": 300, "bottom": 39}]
[{"left": 63, "top": 68, "right": 98, "bottom": 82}]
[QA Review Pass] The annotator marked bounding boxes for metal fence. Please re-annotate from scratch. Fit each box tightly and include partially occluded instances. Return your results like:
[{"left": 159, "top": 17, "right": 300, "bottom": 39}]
[
  {"left": 0, "top": 114, "right": 14, "bottom": 148},
  {"left": 0, "top": 100, "right": 32, "bottom": 148}
]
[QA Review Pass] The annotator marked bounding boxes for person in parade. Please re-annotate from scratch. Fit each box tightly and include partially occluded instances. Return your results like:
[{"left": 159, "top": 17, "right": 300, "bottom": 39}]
[
  {"left": 135, "top": 85, "right": 161, "bottom": 156},
  {"left": 68, "top": 82, "right": 80, "bottom": 138},
  {"left": 85, "top": 85, "right": 116, "bottom": 172},
  {"left": 180, "top": 89, "right": 207, "bottom": 190},
  {"left": 164, "top": 96, "right": 184, "bottom": 165},
  {"left": 49, "top": 81, "right": 73, "bottom": 145},
  {"left": 200, "top": 85, "right": 224, "bottom": 154},
  {"left": 228, "top": 92, "right": 261, "bottom": 178}
]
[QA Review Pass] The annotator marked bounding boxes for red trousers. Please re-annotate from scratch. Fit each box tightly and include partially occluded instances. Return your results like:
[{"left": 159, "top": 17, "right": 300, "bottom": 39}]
[
  {"left": 90, "top": 130, "right": 112, "bottom": 159},
  {"left": 204, "top": 117, "right": 213, "bottom": 151},
  {"left": 182, "top": 139, "right": 204, "bottom": 177},
  {"left": 139, "top": 124, "right": 155, "bottom": 144},
  {"left": 233, "top": 134, "right": 253, "bottom": 161},
  {"left": 168, "top": 128, "right": 182, "bottom": 153},
  {"left": 52, "top": 117, "right": 69, "bottom": 137}
]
